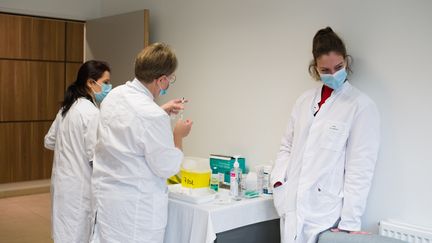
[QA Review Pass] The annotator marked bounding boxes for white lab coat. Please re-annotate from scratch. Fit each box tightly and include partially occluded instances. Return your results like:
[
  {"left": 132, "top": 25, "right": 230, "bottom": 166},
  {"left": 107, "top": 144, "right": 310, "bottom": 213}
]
[
  {"left": 44, "top": 98, "right": 99, "bottom": 243},
  {"left": 91, "top": 78, "right": 183, "bottom": 243},
  {"left": 271, "top": 82, "right": 380, "bottom": 243}
]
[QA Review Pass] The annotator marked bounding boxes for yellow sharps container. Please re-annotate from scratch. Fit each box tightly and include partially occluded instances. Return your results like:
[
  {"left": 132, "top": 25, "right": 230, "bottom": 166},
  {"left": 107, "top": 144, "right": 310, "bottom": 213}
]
[{"left": 180, "top": 157, "right": 211, "bottom": 189}]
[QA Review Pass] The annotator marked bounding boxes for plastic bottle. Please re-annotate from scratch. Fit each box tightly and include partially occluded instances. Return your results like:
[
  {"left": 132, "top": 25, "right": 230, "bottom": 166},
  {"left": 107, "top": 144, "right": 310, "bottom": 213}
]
[
  {"left": 262, "top": 165, "right": 273, "bottom": 195},
  {"left": 230, "top": 157, "right": 242, "bottom": 200},
  {"left": 218, "top": 172, "right": 228, "bottom": 189},
  {"left": 210, "top": 166, "right": 219, "bottom": 192},
  {"left": 255, "top": 165, "right": 264, "bottom": 194}
]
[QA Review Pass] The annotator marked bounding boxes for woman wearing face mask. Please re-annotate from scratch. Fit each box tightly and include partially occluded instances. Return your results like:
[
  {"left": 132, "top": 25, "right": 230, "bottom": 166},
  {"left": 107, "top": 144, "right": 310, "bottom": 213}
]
[
  {"left": 44, "top": 60, "right": 111, "bottom": 243},
  {"left": 271, "top": 27, "right": 380, "bottom": 243}
]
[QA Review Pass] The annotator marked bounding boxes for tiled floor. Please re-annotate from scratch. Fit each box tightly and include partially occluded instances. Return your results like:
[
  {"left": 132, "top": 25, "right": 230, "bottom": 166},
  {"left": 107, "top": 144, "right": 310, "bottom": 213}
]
[{"left": 0, "top": 193, "right": 53, "bottom": 243}]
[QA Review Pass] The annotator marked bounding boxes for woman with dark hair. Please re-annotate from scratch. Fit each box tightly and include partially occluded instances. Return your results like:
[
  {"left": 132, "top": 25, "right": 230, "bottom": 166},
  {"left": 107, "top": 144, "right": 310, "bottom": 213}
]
[
  {"left": 44, "top": 60, "right": 111, "bottom": 243},
  {"left": 271, "top": 27, "right": 380, "bottom": 243}
]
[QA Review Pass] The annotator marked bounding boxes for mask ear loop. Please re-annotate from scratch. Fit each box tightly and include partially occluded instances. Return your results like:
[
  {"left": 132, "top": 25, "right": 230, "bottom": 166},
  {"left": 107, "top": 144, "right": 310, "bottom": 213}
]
[
  {"left": 157, "top": 76, "right": 169, "bottom": 92},
  {"left": 93, "top": 79, "right": 102, "bottom": 87},
  {"left": 89, "top": 79, "right": 102, "bottom": 101}
]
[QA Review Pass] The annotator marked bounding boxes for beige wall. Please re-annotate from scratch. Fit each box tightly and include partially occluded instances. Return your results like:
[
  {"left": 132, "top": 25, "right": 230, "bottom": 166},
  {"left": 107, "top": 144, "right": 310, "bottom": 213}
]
[{"left": 85, "top": 10, "right": 146, "bottom": 86}]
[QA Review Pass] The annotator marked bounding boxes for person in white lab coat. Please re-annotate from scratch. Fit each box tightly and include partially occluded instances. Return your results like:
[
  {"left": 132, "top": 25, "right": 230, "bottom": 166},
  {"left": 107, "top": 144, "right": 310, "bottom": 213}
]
[
  {"left": 271, "top": 27, "right": 380, "bottom": 243},
  {"left": 91, "top": 43, "right": 193, "bottom": 243},
  {"left": 44, "top": 60, "right": 112, "bottom": 243}
]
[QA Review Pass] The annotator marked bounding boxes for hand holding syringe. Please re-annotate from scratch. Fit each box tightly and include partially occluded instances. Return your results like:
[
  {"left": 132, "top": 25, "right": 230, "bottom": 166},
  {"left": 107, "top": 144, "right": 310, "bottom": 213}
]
[
  {"left": 161, "top": 97, "right": 188, "bottom": 119},
  {"left": 172, "top": 97, "right": 193, "bottom": 150}
]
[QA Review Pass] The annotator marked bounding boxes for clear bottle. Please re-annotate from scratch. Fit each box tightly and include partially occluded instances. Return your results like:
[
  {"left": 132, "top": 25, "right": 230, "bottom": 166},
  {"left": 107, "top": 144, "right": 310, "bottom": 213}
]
[
  {"left": 210, "top": 166, "right": 219, "bottom": 192},
  {"left": 240, "top": 174, "right": 246, "bottom": 194},
  {"left": 218, "top": 172, "right": 227, "bottom": 189},
  {"left": 262, "top": 165, "right": 273, "bottom": 195},
  {"left": 256, "top": 165, "right": 264, "bottom": 194},
  {"left": 230, "top": 157, "right": 242, "bottom": 200}
]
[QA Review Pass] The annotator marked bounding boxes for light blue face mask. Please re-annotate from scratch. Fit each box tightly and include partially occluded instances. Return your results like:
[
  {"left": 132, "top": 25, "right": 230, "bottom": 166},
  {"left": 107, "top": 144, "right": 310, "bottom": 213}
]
[
  {"left": 94, "top": 82, "right": 112, "bottom": 103},
  {"left": 319, "top": 68, "right": 347, "bottom": 90},
  {"left": 158, "top": 84, "right": 168, "bottom": 96},
  {"left": 159, "top": 87, "right": 167, "bottom": 96},
  {"left": 158, "top": 75, "right": 175, "bottom": 96}
]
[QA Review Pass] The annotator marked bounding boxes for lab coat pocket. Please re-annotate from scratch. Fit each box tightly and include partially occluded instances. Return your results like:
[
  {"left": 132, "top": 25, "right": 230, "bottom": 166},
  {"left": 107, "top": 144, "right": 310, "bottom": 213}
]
[
  {"left": 273, "top": 182, "right": 296, "bottom": 217},
  {"left": 152, "top": 191, "right": 169, "bottom": 230},
  {"left": 321, "top": 121, "right": 348, "bottom": 152},
  {"left": 308, "top": 184, "right": 343, "bottom": 216}
]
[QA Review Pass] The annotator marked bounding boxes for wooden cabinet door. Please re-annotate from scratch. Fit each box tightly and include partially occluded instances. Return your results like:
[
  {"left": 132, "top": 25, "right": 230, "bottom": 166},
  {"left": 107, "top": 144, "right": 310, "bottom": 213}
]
[
  {"left": 0, "top": 122, "right": 53, "bottom": 183},
  {"left": 66, "top": 22, "right": 84, "bottom": 62},
  {"left": 0, "top": 13, "right": 85, "bottom": 184},
  {"left": 65, "top": 63, "right": 83, "bottom": 88},
  {"left": 0, "top": 14, "right": 65, "bottom": 61},
  {"left": 0, "top": 60, "right": 64, "bottom": 121}
]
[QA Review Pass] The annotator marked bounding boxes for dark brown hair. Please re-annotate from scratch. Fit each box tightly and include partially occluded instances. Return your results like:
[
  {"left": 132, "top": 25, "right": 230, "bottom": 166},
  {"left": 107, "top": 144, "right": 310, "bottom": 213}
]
[
  {"left": 135, "top": 43, "right": 178, "bottom": 83},
  {"left": 308, "top": 27, "right": 352, "bottom": 80}
]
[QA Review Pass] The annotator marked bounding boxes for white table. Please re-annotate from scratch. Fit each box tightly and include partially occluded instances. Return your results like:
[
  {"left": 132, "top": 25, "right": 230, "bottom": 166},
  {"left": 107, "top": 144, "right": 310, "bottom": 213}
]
[{"left": 164, "top": 191, "right": 279, "bottom": 243}]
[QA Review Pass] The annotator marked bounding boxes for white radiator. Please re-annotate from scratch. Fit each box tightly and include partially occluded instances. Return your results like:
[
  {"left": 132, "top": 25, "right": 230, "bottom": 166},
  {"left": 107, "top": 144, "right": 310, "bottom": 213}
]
[{"left": 379, "top": 220, "right": 432, "bottom": 243}]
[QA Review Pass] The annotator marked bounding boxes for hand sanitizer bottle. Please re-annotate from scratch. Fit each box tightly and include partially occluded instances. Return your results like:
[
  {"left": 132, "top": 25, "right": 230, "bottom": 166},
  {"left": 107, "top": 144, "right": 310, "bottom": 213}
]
[{"left": 230, "top": 156, "right": 242, "bottom": 200}]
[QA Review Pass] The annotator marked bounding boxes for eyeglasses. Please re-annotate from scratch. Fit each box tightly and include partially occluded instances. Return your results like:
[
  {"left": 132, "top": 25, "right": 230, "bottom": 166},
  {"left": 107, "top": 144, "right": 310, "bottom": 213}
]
[{"left": 166, "top": 74, "right": 176, "bottom": 84}]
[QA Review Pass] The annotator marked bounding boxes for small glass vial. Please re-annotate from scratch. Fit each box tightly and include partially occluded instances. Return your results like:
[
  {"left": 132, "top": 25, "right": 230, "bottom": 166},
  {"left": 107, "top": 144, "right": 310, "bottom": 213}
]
[{"left": 210, "top": 166, "right": 219, "bottom": 192}]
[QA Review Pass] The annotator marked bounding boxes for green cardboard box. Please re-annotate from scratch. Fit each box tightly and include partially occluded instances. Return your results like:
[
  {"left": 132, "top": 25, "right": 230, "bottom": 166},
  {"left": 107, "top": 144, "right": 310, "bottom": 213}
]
[{"left": 209, "top": 154, "right": 246, "bottom": 183}]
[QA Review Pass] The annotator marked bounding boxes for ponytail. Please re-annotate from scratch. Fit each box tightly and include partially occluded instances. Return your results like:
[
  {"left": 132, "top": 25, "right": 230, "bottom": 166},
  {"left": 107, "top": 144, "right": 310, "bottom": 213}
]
[{"left": 61, "top": 82, "right": 94, "bottom": 117}]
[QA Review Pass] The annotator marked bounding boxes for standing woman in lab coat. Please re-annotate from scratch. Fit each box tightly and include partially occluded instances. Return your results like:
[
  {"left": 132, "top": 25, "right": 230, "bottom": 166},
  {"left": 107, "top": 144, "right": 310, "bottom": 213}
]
[
  {"left": 44, "top": 60, "right": 111, "bottom": 243},
  {"left": 271, "top": 27, "right": 380, "bottom": 243},
  {"left": 91, "top": 43, "right": 193, "bottom": 243}
]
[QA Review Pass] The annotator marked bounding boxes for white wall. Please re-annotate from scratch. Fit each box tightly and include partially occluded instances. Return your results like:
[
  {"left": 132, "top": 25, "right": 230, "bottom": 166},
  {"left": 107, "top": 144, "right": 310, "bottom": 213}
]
[
  {"left": 1, "top": 0, "right": 431, "bottom": 234},
  {"left": 99, "top": 0, "right": 432, "bottom": 232}
]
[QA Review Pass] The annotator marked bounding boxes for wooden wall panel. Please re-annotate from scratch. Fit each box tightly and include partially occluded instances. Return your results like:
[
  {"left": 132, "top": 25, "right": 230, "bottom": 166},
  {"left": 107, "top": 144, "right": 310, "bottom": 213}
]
[
  {"left": 65, "top": 63, "right": 82, "bottom": 88},
  {"left": 0, "top": 60, "right": 64, "bottom": 121},
  {"left": 0, "top": 122, "right": 53, "bottom": 183},
  {"left": 0, "top": 13, "right": 83, "bottom": 184},
  {"left": 66, "top": 22, "right": 84, "bottom": 62},
  {"left": 0, "top": 14, "right": 65, "bottom": 61}
]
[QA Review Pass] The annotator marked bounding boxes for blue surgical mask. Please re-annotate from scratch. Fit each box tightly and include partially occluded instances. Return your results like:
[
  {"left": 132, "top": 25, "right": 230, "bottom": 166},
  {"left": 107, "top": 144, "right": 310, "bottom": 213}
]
[
  {"left": 93, "top": 82, "right": 112, "bottom": 102},
  {"left": 158, "top": 84, "right": 168, "bottom": 96},
  {"left": 319, "top": 68, "right": 347, "bottom": 90}
]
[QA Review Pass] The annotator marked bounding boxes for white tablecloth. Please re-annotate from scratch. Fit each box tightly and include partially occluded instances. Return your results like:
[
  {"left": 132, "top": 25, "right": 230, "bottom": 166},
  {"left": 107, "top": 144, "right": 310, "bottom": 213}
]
[{"left": 164, "top": 191, "right": 279, "bottom": 243}]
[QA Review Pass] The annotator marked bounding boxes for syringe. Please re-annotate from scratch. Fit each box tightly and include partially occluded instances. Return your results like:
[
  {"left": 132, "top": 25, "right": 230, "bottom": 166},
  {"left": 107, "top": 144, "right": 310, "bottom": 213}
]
[{"left": 179, "top": 97, "right": 185, "bottom": 120}]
